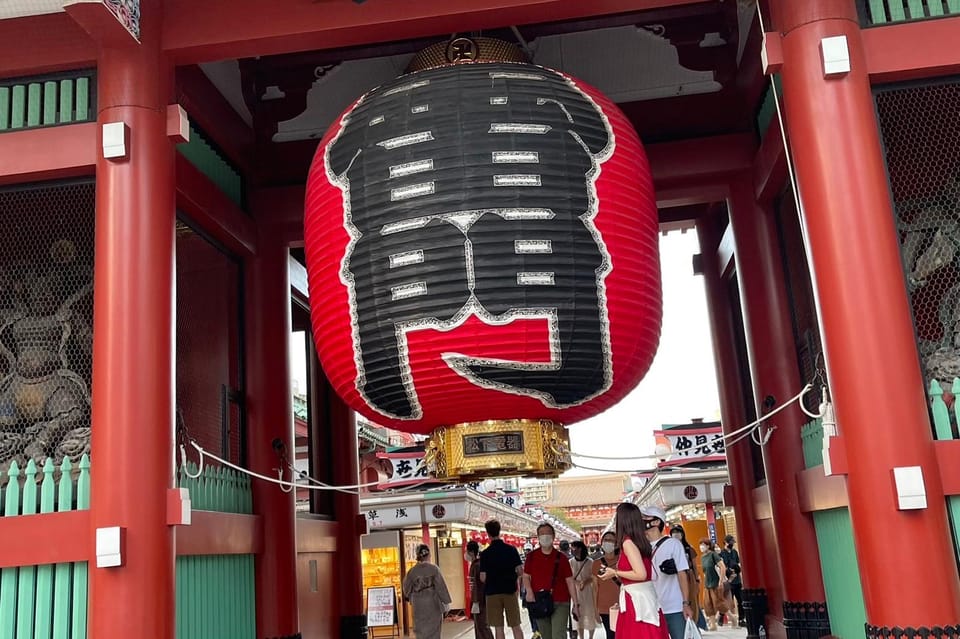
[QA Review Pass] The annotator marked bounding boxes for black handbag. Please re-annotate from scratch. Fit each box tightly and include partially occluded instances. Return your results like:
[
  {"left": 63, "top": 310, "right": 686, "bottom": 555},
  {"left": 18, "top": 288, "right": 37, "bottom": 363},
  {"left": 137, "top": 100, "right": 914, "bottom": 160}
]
[{"left": 527, "top": 553, "right": 561, "bottom": 619}]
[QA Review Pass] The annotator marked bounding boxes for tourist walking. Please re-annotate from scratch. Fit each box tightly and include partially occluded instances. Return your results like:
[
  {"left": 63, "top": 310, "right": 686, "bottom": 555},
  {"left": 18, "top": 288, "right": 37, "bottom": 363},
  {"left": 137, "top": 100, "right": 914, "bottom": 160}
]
[
  {"left": 669, "top": 525, "right": 703, "bottom": 630},
  {"left": 597, "top": 502, "right": 668, "bottom": 639},
  {"left": 479, "top": 520, "right": 525, "bottom": 639},
  {"left": 523, "top": 523, "right": 579, "bottom": 639},
  {"left": 639, "top": 505, "right": 692, "bottom": 639},
  {"left": 719, "top": 535, "right": 744, "bottom": 625},
  {"left": 570, "top": 541, "right": 598, "bottom": 639},
  {"left": 468, "top": 540, "right": 495, "bottom": 639},
  {"left": 593, "top": 531, "right": 620, "bottom": 639},
  {"left": 699, "top": 539, "right": 730, "bottom": 631},
  {"left": 403, "top": 544, "right": 452, "bottom": 639}
]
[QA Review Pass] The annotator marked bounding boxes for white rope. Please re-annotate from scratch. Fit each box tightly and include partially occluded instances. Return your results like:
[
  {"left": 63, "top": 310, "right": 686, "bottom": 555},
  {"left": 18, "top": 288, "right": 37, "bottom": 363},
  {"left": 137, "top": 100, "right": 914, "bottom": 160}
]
[
  {"left": 180, "top": 441, "right": 379, "bottom": 494},
  {"left": 569, "top": 383, "right": 814, "bottom": 461}
]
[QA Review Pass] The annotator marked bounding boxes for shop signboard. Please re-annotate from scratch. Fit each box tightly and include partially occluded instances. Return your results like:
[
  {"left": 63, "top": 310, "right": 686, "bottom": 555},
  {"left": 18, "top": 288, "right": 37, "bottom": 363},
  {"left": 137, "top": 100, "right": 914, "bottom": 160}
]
[
  {"left": 653, "top": 425, "right": 726, "bottom": 468},
  {"left": 376, "top": 451, "right": 430, "bottom": 489},
  {"left": 366, "top": 586, "right": 397, "bottom": 627},
  {"left": 425, "top": 501, "right": 465, "bottom": 523},
  {"left": 365, "top": 504, "right": 423, "bottom": 529}
]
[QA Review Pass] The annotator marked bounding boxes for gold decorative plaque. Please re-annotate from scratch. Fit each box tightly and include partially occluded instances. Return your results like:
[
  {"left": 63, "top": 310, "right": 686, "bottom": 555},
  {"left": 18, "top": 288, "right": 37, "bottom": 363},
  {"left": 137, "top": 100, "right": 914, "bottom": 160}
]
[{"left": 424, "top": 419, "right": 571, "bottom": 482}]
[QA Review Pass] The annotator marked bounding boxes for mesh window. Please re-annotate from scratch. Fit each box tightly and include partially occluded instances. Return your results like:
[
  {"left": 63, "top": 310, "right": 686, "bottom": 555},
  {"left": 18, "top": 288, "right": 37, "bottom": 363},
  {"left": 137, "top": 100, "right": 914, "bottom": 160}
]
[
  {"left": 175, "top": 221, "right": 244, "bottom": 465},
  {"left": 875, "top": 80, "right": 960, "bottom": 395},
  {"left": 774, "top": 189, "right": 825, "bottom": 415},
  {"left": 0, "top": 181, "right": 95, "bottom": 472}
]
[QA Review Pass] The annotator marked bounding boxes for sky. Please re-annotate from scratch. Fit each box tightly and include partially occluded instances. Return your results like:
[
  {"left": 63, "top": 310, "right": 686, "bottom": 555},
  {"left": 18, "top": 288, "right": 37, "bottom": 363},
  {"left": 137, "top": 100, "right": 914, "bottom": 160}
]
[
  {"left": 289, "top": 230, "right": 722, "bottom": 475},
  {"left": 564, "top": 230, "right": 721, "bottom": 476}
]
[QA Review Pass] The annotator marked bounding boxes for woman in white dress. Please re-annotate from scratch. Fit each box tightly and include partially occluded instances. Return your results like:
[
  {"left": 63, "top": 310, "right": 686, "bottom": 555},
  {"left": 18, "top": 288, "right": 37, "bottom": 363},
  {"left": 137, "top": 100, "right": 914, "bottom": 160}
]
[{"left": 570, "top": 541, "right": 598, "bottom": 639}]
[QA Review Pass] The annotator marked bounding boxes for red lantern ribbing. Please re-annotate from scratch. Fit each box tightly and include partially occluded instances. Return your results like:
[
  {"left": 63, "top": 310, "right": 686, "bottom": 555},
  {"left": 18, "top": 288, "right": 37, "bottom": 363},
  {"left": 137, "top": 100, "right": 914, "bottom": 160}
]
[{"left": 304, "top": 43, "right": 660, "bottom": 480}]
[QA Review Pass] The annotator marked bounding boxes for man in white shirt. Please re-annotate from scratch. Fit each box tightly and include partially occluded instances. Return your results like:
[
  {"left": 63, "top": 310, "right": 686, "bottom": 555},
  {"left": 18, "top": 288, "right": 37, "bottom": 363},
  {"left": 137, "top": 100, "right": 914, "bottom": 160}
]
[{"left": 640, "top": 505, "right": 692, "bottom": 639}]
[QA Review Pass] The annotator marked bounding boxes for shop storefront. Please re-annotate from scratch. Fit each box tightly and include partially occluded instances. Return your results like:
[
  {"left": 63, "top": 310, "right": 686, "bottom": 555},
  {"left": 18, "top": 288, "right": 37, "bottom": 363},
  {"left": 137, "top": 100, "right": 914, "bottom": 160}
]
[{"left": 360, "top": 488, "right": 542, "bottom": 635}]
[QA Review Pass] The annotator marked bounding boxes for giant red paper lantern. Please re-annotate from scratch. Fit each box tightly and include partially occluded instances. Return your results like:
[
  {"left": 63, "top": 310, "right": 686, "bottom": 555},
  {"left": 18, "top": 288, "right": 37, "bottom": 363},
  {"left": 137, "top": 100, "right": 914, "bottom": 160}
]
[{"left": 305, "top": 40, "right": 660, "bottom": 480}]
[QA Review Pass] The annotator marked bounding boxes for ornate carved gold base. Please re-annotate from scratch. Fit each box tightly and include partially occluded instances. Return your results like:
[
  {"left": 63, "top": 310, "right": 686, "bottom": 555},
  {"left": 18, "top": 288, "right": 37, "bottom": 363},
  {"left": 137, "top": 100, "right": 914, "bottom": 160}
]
[{"left": 424, "top": 419, "right": 571, "bottom": 482}]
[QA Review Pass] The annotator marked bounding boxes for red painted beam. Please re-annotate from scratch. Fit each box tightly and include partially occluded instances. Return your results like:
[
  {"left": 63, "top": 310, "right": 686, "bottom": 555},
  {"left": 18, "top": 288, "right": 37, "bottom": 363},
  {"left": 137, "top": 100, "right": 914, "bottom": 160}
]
[
  {"left": 63, "top": 0, "right": 139, "bottom": 48},
  {"left": 0, "top": 122, "right": 96, "bottom": 186},
  {"left": 753, "top": 485, "right": 772, "bottom": 520},
  {"left": 176, "top": 154, "right": 258, "bottom": 257},
  {"left": 935, "top": 439, "right": 960, "bottom": 496},
  {"left": 0, "top": 13, "right": 95, "bottom": 78},
  {"left": 296, "top": 518, "right": 338, "bottom": 553},
  {"left": 175, "top": 511, "right": 263, "bottom": 556},
  {"left": 0, "top": 511, "right": 89, "bottom": 568},
  {"left": 864, "top": 15, "right": 960, "bottom": 83},
  {"left": 175, "top": 65, "right": 255, "bottom": 176},
  {"left": 647, "top": 133, "right": 755, "bottom": 188},
  {"left": 163, "top": 0, "right": 705, "bottom": 64},
  {"left": 796, "top": 466, "right": 849, "bottom": 512},
  {"left": 754, "top": 115, "right": 788, "bottom": 205}
]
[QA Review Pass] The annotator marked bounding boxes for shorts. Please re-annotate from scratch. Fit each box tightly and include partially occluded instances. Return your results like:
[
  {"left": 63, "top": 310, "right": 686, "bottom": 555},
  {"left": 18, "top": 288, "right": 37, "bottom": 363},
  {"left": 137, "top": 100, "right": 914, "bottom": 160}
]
[{"left": 486, "top": 593, "right": 521, "bottom": 628}]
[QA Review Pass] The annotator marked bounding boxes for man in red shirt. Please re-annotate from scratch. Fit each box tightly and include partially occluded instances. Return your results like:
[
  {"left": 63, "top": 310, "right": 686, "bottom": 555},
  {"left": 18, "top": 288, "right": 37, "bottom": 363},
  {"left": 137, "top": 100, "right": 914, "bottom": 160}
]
[{"left": 522, "top": 523, "right": 578, "bottom": 639}]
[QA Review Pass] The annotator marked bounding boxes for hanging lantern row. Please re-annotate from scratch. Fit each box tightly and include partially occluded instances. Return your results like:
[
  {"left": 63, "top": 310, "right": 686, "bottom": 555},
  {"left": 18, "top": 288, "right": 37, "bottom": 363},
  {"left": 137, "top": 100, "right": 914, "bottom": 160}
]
[{"left": 305, "top": 37, "right": 662, "bottom": 482}]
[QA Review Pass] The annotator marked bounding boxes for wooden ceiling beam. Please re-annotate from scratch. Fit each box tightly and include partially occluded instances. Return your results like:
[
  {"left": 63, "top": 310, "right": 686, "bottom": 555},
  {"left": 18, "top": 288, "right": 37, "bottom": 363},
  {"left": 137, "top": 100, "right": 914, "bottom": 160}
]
[{"left": 162, "top": 0, "right": 706, "bottom": 65}]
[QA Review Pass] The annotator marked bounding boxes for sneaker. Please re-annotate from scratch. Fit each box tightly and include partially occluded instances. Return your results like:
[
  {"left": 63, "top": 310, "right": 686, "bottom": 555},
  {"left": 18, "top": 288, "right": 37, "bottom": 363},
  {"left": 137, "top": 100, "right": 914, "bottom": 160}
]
[{"left": 532, "top": 632, "right": 542, "bottom": 639}]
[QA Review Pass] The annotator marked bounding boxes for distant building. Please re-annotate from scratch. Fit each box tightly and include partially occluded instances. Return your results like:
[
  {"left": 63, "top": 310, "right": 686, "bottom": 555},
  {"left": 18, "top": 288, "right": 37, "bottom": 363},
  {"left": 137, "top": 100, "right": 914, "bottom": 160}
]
[{"left": 539, "top": 474, "right": 632, "bottom": 544}]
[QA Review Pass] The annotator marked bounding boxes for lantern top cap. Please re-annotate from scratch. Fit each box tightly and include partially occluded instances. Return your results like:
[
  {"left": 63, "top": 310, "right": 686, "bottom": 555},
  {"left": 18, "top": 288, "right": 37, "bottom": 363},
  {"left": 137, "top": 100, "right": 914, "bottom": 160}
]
[{"left": 406, "top": 36, "right": 530, "bottom": 73}]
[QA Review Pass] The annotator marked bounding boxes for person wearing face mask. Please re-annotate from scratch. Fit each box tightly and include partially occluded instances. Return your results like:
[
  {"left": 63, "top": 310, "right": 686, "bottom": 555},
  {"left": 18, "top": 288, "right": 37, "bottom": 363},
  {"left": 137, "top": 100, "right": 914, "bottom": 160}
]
[
  {"left": 570, "top": 541, "right": 597, "bottom": 639},
  {"left": 669, "top": 526, "right": 703, "bottom": 631},
  {"left": 698, "top": 538, "right": 730, "bottom": 631},
  {"left": 467, "top": 540, "right": 495, "bottom": 639},
  {"left": 638, "top": 505, "right": 691, "bottom": 639},
  {"left": 523, "top": 523, "right": 578, "bottom": 639},
  {"left": 592, "top": 531, "right": 620, "bottom": 639}
]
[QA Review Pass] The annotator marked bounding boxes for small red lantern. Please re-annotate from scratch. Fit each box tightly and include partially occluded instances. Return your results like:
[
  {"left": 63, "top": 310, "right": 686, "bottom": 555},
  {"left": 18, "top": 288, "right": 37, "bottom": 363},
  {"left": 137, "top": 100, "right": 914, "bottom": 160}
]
[{"left": 305, "top": 39, "right": 660, "bottom": 481}]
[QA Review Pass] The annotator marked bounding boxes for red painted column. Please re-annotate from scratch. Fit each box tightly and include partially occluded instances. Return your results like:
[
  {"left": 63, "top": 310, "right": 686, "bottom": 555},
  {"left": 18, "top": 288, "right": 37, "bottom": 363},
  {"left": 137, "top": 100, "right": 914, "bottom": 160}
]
[
  {"left": 329, "top": 385, "right": 367, "bottom": 639},
  {"left": 773, "top": 0, "right": 960, "bottom": 626},
  {"left": 726, "top": 173, "right": 826, "bottom": 604},
  {"left": 696, "top": 217, "right": 782, "bottom": 622},
  {"left": 88, "top": 3, "right": 176, "bottom": 638},
  {"left": 246, "top": 234, "right": 299, "bottom": 638}
]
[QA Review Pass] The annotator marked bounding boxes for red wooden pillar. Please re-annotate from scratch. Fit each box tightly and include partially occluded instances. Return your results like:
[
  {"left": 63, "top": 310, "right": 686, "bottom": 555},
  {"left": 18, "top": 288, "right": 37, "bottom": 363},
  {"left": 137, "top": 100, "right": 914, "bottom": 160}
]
[
  {"left": 88, "top": 3, "right": 176, "bottom": 638},
  {"left": 696, "top": 216, "right": 782, "bottom": 623},
  {"left": 773, "top": 0, "right": 960, "bottom": 626},
  {"left": 330, "top": 387, "right": 367, "bottom": 639},
  {"left": 246, "top": 234, "right": 299, "bottom": 638},
  {"left": 726, "top": 173, "right": 826, "bottom": 606}
]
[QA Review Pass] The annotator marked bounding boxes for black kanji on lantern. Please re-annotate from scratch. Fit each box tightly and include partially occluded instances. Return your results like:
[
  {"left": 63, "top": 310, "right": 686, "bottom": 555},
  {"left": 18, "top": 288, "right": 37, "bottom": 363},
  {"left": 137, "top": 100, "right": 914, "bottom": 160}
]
[{"left": 326, "top": 63, "right": 615, "bottom": 420}]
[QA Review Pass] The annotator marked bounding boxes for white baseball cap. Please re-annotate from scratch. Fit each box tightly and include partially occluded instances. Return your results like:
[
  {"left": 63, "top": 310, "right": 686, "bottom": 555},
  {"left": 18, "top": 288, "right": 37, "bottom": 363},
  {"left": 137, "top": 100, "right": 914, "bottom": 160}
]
[{"left": 639, "top": 505, "right": 667, "bottom": 522}]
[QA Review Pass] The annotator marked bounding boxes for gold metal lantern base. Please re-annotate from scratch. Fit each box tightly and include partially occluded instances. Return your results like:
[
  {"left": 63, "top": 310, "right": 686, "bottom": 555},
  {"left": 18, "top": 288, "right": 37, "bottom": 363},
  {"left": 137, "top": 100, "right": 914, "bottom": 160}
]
[{"left": 423, "top": 419, "right": 571, "bottom": 482}]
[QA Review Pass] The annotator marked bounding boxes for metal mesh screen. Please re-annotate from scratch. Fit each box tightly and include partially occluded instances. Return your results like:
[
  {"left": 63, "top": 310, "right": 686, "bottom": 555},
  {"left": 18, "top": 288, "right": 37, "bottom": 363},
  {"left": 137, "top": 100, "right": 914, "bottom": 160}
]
[
  {"left": 0, "top": 181, "right": 95, "bottom": 473},
  {"left": 175, "top": 222, "right": 244, "bottom": 465},
  {"left": 775, "top": 188, "right": 826, "bottom": 415},
  {"left": 875, "top": 79, "right": 960, "bottom": 395}
]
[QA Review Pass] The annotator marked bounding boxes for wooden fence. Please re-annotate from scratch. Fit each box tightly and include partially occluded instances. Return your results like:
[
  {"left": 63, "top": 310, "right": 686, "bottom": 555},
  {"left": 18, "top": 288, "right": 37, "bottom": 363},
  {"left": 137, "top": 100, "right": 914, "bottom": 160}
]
[
  {"left": 928, "top": 380, "right": 960, "bottom": 557},
  {"left": 175, "top": 464, "right": 256, "bottom": 639},
  {"left": 0, "top": 456, "right": 91, "bottom": 639}
]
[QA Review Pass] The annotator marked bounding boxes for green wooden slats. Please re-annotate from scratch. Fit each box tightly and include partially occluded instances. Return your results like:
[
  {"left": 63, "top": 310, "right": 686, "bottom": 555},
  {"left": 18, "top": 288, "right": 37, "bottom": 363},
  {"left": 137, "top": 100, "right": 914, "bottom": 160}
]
[
  {"left": 52, "top": 459, "right": 74, "bottom": 639},
  {"left": 34, "top": 459, "right": 56, "bottom": 639},
  {"left": 25, "top": 84, "right": 41, "bottom": 127},
  {"left": 174, "top": 463, "right": 257, "bottom": 638},
  {"left": 1, "top": 462, "right": 23, "bottom": 637},
  {"left": 800, "top": 419, "right": 825, "bottom": 469},
  {"left": 812, "top": 509, "right": 867, "bottom": 639},
  {"left": 0, "top": 72, "right": 94, "bottom": 133},
  {"left": 801, "top": 418, "right": 868, "bottom": 638},
  {"left": 176, "top": 124, "right": 244, "bottom": 207},
  {"left": 0, "top": 455, "right": 89, "bottom": 639},
  {"left": 175, "top": 555, "right": 256, "bottom": 639},
  {"left": 176, "top": 463, "right": 252, "bottom": 515},
  {"left": 10, "top": 85, "right": 25, "bottom": 129},
  {"left": 71, "top": 456, "right": 90, "bottom": 639},
  {"left": 865, "top": 0, "right": 960, "bottom": 23},
  {"left": 15, "top": 461, "right": 37, "bottom": 639},
  {"left": 930, "top": 380, "right": 960, "bottom": 573}
]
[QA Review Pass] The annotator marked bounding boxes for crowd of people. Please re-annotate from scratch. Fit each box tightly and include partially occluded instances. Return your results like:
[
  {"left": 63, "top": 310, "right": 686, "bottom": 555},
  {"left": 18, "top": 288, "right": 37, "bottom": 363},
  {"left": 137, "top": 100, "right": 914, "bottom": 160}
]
[{"left": 403, "top": 506, "right": 743, "bottom": 639}]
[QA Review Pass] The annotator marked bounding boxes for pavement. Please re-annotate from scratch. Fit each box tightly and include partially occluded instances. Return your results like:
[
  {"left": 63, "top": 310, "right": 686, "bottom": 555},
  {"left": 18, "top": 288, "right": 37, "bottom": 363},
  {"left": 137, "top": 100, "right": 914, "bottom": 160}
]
[{"left": 432, "top": 616, "right": 748, "bottom": 639}]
